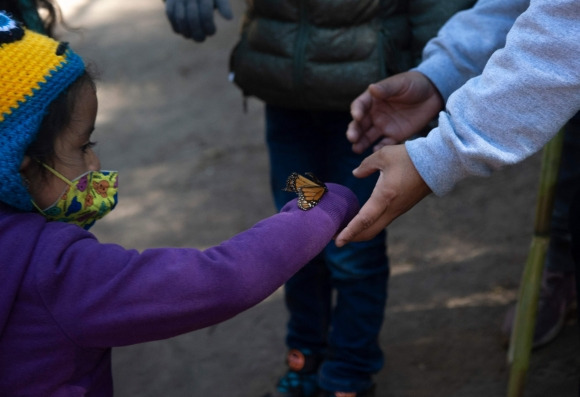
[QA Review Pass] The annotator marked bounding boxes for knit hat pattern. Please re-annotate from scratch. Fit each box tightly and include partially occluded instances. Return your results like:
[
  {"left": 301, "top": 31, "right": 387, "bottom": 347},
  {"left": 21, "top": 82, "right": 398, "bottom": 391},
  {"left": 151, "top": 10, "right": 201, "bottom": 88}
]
[{"left": 0, "top": 11, "right": 85, "bottom": 211}]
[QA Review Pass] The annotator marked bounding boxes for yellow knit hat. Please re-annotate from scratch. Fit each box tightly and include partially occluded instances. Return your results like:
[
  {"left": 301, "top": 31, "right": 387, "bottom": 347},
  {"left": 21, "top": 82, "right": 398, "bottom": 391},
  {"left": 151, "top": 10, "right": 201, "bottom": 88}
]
[{"left": 0, "top": 11, "right": 85, "bottom": 211}]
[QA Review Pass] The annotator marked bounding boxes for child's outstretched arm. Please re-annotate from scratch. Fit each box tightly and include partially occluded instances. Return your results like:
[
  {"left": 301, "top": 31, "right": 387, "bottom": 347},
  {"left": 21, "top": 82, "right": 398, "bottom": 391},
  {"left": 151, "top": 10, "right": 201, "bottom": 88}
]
[{"left": 29, "top": 183, "right": 358, "bottom": 346}]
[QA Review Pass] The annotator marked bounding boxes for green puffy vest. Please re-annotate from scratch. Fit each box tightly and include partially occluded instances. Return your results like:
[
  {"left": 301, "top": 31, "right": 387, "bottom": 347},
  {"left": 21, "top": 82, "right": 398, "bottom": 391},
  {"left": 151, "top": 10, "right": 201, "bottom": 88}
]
[{"left": 230, "top": 0, "right": 475, "bottom": 111}]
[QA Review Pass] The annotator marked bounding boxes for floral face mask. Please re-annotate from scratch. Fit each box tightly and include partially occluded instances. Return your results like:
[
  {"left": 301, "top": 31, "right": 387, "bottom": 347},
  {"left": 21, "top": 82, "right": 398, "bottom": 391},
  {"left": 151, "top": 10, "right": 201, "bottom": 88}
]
[{"left": 32, "top": 164, "right": 118, "bottom": 230}]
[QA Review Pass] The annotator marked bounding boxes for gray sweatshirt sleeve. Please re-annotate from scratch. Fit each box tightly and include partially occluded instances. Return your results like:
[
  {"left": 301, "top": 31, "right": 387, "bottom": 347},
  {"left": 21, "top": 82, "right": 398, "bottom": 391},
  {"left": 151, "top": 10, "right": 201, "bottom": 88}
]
[
  {"left": 415, "top": 0, "right": 529, "bottom": 102},
  {"left": 406, "top": 0, "right": 580, "bottom": 196}
]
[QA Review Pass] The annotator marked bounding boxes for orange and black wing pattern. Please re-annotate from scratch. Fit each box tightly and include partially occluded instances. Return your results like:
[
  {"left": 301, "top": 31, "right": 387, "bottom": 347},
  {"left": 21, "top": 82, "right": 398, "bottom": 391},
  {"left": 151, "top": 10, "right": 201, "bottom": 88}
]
[{"left": 283, "top": 172, "right": 328, "bottom": 211}]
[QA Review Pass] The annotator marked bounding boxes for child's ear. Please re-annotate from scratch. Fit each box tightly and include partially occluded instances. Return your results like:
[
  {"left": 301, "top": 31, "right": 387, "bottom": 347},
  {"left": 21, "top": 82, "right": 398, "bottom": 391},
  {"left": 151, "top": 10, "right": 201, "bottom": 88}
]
[
  {"left": 19, "top": 156, "right": 33, "bottom": 191},
  {"left": 19, "top": 155, "right": 32, "bottom": 172}
]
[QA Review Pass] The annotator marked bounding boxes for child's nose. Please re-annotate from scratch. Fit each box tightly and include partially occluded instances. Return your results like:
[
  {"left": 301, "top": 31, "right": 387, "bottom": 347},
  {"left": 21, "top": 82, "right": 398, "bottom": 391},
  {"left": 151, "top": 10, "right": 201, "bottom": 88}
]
[{"left": 87, "top": 149, "right": 101, "bottom": 171}]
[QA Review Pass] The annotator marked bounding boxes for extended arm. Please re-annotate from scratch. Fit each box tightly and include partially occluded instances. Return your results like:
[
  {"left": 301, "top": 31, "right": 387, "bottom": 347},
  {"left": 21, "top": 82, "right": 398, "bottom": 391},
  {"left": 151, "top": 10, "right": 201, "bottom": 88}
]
[{"left": 36, "top": 184, "right": 358, "bottom": 346}]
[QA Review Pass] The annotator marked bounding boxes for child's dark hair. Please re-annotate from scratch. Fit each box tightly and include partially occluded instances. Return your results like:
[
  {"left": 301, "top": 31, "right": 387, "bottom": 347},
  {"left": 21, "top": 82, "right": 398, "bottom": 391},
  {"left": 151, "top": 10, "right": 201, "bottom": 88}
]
[{"left": 25, "top": 69, "right": 96, "bottom": 180}]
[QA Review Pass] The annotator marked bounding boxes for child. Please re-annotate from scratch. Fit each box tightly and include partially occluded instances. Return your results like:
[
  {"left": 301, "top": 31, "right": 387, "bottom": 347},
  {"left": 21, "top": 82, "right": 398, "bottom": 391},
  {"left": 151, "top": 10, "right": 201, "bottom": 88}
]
[{"left": 0, "top": 12, "right": 359, "bottom": 395}]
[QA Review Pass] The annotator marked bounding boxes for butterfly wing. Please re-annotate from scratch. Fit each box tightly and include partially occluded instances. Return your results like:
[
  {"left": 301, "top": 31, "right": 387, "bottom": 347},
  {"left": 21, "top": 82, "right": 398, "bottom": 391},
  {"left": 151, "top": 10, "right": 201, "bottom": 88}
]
[
  {"left": 297, "top": 184, "right": 327, "bottom": 210},
  {"left": 283, "top": 172, "right": 300, "bottom": 193},
  {"left": 303, "top": 172, "right": 325, "bottom": 187},
  {"left": 283, "top": 172, "right": 328, "bottom": 210}
]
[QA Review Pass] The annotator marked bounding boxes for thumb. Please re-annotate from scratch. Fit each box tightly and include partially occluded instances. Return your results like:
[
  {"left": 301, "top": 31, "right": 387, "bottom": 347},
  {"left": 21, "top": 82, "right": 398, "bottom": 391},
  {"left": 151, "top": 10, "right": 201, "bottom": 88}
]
[
  {"left": 352, "top": 151, "right": 382, "bottom": 179},
  {"left": 368, "top": 81, "right": 396, "bottom": 101},
  {"left": 367, "top": 73, "right": 410, "bottom": 101}
]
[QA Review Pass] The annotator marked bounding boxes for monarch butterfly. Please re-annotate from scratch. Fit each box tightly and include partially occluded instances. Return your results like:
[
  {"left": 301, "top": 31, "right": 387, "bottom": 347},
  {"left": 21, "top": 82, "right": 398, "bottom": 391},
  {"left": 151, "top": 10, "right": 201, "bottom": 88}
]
[{"left": 283, "top": 172, "right": 328, "bottom": 211}]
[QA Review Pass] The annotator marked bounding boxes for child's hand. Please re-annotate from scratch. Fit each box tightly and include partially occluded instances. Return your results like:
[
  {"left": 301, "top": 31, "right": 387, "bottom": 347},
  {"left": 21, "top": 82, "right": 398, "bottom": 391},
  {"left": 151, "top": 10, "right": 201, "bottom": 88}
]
[
  {"left": 320, "top": 183, "right": 360, "bottom": 232},
  {"left": 280, "top": 181, "right": 359, "bottom": 237}
]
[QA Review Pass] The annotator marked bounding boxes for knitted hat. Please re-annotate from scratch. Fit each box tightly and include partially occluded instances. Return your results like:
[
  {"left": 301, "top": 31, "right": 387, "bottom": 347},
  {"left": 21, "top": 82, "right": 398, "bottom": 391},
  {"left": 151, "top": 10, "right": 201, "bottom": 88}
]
[{"left": 0, "top": 11, "right": 85, "bottom": 211}]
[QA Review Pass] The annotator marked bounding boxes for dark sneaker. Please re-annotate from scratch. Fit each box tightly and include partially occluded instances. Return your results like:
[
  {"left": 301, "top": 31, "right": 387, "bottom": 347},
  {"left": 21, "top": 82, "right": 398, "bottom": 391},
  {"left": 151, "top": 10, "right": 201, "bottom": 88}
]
[
  {"left": 320, "top": 384, "right": 376, "bottom": 397},
  {"left": 501, "top": 270, "right": 576, "bottom": 349},
  {"left": 262, "top": 349, "right": 321, "bottom": 397}
]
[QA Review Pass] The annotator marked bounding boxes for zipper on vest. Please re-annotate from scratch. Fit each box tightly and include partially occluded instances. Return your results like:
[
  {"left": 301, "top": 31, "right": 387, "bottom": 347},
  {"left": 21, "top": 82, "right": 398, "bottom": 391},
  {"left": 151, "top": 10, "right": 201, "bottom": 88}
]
[
  {"left": 378, "top": 25, "right": 387, "bottom": 79},
  {"left": 293, "top": 1, "right": 308, "bottom": 103},
  {"left": 229, "top": 71, "right": 249, "bottom": 113}
]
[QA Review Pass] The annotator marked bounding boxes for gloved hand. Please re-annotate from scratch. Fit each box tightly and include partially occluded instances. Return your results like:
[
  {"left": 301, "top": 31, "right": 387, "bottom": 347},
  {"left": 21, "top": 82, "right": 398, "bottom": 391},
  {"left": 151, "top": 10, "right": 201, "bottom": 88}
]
[{"left": 165, "top": 0, "right": 233, "bottom": 42}]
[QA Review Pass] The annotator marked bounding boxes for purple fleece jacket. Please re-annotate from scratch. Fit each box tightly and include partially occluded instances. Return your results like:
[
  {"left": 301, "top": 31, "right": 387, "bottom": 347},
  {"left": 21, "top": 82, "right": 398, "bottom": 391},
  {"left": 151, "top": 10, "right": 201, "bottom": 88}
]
[{"left": 0, "top": 183, "right": 358, "bottom": 396}]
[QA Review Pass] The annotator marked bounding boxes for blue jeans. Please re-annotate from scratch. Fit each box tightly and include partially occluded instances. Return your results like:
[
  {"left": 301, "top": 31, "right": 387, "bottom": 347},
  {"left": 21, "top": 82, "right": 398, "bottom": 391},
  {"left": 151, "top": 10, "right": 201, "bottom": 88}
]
[
  {"left": 266, "top": 105, "right": 389, "bottom": 392},
  {"left": 547, "top": 112, "right": 580, "bottom": 273}
]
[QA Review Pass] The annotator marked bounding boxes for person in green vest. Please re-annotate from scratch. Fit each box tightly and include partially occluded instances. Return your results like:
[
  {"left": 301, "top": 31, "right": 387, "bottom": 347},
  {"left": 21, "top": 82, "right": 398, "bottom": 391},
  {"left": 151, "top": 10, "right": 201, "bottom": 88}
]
[{"left": 165, "top": 1, "right": 477, "bottom": 396}]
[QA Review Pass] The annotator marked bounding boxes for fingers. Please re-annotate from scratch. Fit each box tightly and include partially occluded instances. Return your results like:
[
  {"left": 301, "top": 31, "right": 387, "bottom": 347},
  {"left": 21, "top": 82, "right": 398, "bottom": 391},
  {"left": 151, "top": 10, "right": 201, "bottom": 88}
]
[
  {"left": 346, "top": 116, "right": 372, "bottom": 143},
  {"left": 166, "top": 0, "right": 190, "bottom": 36},
  {"left": 215, "top": 0, "right": 233, "bottom": 19},
  {"left": 350, "top": 127, "right": 380, "bottom": 154},
  {"left": 348, "top": 79, "right": 402, "bottom": 155},
  {"left": 346, "top": 121, "right": 373, "bottom": 154},
  {"left": 348, "top": 124, "right": 385, "bottom": 155},
  {"left": 352, "top": 150, "right": 382, "bottom": 177},
  {"left": 367, "top": 72, "right": 419, "bottom": 102},
  {"left": 372, "top": 137, "right": 398, "bottom": 152},
  {"left": 198, "top": 0, "right": 233, "bottom": 38},
  {"left": 367, "top": 81, "right": 396, "bottom": 101},
  {"left": 166, "top": 0, "right": 229, "bottom": 42},
  {"left": 335, "top": 153, "right": 386, "bottom": 246},
  {"left": 345, "top": 120, "right": 360, "bottom": 143},
  {"left": 335, "top": 193, "right": 389, "bottom": 247},
  {"left": 336, "top": 145, "right": 431, "bottom": 246},
  {"left": 187, "top": 0, "right": 207, "bottom": 41},
  {"left": 350, "top": 89, "right": 372, "bottom": 121},
  {"left": 199, "top": 0, "right": 216, "bottom": 37},
  {"left": 347, "top": 113, "right": 386, "bottom": 155}
]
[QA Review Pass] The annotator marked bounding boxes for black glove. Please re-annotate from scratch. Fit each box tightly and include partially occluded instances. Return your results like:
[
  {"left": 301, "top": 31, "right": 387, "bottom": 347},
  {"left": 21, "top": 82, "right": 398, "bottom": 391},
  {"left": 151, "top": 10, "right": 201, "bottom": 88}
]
[{"left": 165, "top": 0, "right": 233, "bottom": 42}]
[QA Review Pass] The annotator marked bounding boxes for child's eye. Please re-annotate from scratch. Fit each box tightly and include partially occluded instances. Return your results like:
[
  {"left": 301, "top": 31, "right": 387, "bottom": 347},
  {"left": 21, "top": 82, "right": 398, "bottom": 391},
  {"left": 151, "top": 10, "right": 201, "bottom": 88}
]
[{"left": 81, "top": 141, "right": 97, "bottom": 153}]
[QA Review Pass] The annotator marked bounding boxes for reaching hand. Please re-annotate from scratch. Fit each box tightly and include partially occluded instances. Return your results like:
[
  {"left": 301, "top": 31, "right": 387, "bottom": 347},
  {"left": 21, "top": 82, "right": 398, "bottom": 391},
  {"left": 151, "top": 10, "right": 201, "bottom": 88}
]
[
  {"left": 335, "top": 144, "right": 432, "bottom": 247},
  {"left": 347, "top": 71, "right": 444, "bottom": 154},
  {"left": 165, "top": 0, "right": 233, "bottom": 42}
]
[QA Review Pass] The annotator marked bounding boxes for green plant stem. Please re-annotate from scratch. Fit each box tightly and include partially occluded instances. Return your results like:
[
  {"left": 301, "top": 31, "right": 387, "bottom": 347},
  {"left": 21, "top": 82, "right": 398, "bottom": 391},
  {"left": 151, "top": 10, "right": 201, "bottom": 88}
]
[{"left": 507, "top": 128, "right": 565, "bottom": 397}]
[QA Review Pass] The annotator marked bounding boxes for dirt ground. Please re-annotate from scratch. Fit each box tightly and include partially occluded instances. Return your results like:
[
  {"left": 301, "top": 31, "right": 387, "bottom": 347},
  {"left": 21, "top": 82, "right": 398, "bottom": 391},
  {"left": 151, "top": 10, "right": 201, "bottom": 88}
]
[{"left": 55, "top": 1, "right": 579, "bottom": 396}]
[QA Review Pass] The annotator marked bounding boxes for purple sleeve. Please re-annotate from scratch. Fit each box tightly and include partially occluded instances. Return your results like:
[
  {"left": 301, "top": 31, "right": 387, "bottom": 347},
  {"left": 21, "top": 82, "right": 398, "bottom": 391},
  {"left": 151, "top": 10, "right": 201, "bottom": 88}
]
[{"left": 35, "top": 183, "right": 358, "bottom": 347}]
